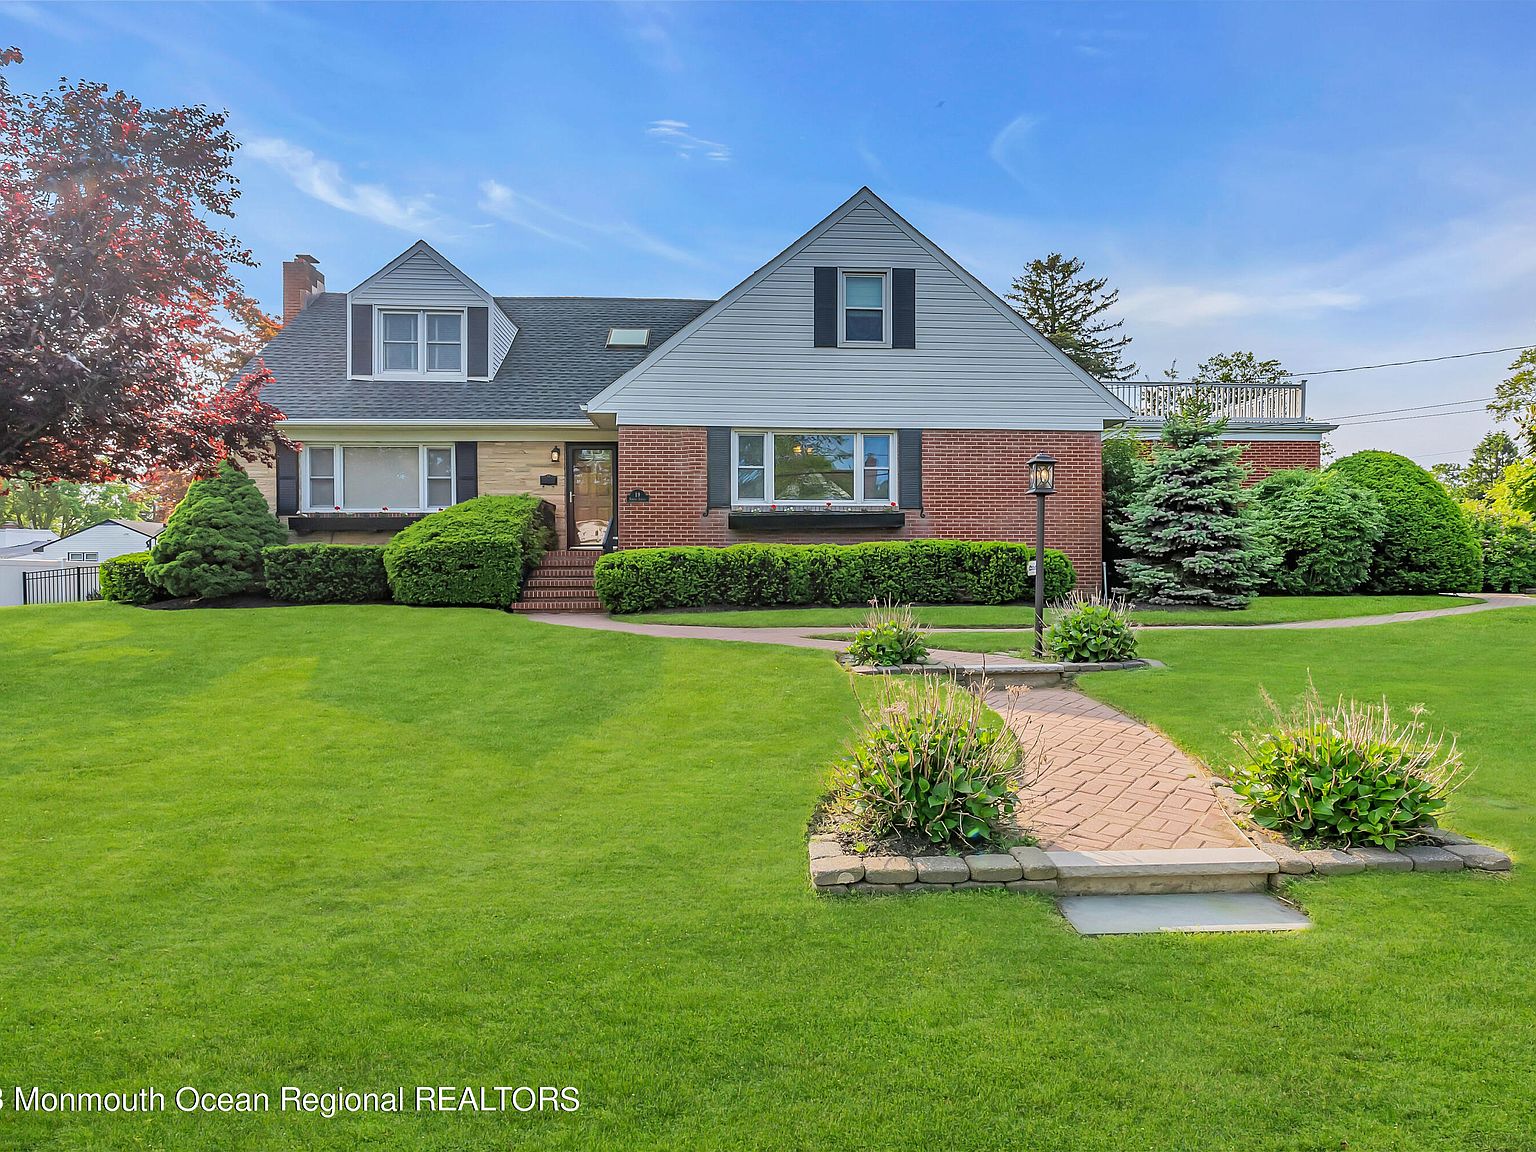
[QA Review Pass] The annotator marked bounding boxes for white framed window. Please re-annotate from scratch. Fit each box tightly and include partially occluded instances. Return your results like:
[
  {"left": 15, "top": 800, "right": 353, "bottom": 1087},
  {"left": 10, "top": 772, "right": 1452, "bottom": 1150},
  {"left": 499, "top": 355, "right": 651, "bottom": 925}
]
[
  {"left": 732, "top": 431, "right": 896, "bottom": 506},
  {"left": 378, "top": 310, "right": 464, "bottom": 376},
  {"left": 840, "top": 271, "right": 888, "bottom": 345},
  {"left": 301, "top": 444, "right": 456, "bottom": 512},
  {"left": 67, "top": 550, "right": 100, "bottom": 562},
  {"left": 606, "top": 327, "right": 650, "bottom": 348}
]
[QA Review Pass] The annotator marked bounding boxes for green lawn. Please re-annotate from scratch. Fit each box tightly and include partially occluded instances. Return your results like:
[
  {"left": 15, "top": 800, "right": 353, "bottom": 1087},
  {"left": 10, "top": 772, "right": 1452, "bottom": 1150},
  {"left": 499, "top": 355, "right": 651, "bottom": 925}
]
[
  {"left": 628, "top": 593, "right": 1478, "bottom": 630},
  {"left": 1, "top": 603, "right": 1532, "bottom": 1150}
]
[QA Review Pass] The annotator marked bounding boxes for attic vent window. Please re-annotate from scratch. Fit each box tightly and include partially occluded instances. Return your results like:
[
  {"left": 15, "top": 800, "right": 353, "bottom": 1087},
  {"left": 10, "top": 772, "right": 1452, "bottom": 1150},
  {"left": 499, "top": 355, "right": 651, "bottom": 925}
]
[{"left": 607, "top": 327, "right": 650, "bottom": 348}]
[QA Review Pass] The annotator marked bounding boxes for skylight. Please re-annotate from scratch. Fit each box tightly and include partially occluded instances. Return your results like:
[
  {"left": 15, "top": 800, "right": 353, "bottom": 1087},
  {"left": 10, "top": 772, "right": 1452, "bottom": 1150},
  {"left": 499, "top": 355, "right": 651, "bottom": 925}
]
[{"left": 607, "top": 327, "right": 650, "bottom": 348}]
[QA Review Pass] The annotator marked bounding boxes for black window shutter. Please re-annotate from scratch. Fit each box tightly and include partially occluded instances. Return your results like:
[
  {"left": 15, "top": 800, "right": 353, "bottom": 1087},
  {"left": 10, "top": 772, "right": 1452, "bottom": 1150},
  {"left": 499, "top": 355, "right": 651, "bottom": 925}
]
[
  {"left": 812, "top": 267, "right": 837, "bottom": 347},
  {"left": 892, "top": 268, "right": 916, "bottom": 349},
  {"left": 275, "top": 444, "right": 299, "bottom": 515},
  {"left": 897, "top": 429, "right": 922, "bottom": 509},
  {"left": 454, "top": 441, "right": 478, "bottom": 501},
  {"left": 350, "top": 304, "right": 373, "bottom": 376},
  {"left": 467, "top": 307, "right": 489, "bottom": 377},
  {"left": 706, "top": 427, "right": 732, "bottom": 508}
]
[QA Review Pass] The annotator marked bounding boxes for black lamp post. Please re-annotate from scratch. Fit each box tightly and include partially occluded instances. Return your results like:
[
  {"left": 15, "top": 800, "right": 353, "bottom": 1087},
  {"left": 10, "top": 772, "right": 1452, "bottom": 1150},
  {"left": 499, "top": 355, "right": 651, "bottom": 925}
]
[{"left": 1028, "top": 452, "right": 1057, "bottom": 658}]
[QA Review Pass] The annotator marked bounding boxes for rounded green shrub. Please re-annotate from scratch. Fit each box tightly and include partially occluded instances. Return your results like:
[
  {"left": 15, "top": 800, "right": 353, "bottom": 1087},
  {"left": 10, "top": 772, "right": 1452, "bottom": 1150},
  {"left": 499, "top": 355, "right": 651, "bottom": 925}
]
[
  {"left": 828, "top": 677, "right": 1026, "bottom": 846},
  {"left": 592, "top": 541, "right": 1075, "bottom": 614},
  {"left": 1250, "top": 469, "right": 1387, "bottom": 594},
  {"left": 99, "top": 551, "right": 165, "bottom": 605},
  {"left": 384, "top": 494, "right": 554, "bottom": 608},
  {"left": 1326, "top": 451, "right": 1482, "bottom": 593},
  {"left": 263, "top": 544, "right": 390, "bottom": 603},
  {"left": 1046, "top": 594, "right": 1137, "bottom": 663},
  {"left": 144, "top": 461, "right": 287, "bottom": 599}
]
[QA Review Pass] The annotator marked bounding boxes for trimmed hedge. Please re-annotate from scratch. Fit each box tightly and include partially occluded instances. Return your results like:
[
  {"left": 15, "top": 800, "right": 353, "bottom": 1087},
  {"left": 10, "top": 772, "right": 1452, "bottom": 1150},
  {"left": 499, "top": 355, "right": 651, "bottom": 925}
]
[
  {"left": 384, "top": 495, "right": 554, "bottom": 608},
  {"left": 99, "top": 551, "right": 165, "bottom": 605},
  {"left": 1327, "top": 451, "right": 1482, "bottom": 593},
  {"left": 263, "top": 544, "right": 390, "bottom": 604},
  {"left": 593, "top": 541, "right": 1076, "bottom": 614}
]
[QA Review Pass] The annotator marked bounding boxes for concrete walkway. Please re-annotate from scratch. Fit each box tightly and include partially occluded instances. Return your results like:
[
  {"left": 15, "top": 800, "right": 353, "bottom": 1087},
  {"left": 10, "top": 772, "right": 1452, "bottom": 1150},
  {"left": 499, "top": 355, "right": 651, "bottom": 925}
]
[
  {"left": 1146, "top": 591, "right": 1534, "bottom": 630},
  {"left": 522, "top": 612, "right": 1043, "bottom": 668}
]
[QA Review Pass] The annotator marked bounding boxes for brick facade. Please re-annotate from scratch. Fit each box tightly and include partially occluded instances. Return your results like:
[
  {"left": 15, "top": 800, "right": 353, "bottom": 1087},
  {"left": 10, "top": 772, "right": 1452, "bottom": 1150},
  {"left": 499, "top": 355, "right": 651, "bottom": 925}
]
[
  {"left": 616, "top": 426, "right": 1103, "bottom": 590},
  {"left": 478, "top": 440, "right": 571, "bottom": 548},
  {"left": 1230, "top": 438, "right": 1323, "bottom": 483}
]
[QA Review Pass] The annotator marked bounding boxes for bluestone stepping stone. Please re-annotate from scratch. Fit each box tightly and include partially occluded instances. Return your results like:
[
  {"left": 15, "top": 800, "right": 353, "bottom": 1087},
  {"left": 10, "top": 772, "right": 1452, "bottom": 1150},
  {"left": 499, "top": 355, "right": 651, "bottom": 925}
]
[{"left": 1058, "top": 892, "right": 1312, "bottom": 936}]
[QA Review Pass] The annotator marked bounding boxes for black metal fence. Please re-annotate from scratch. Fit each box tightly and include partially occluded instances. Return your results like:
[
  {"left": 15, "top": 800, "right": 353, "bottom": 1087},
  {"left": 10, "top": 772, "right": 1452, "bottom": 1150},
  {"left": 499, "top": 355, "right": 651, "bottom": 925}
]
[{"left": 22, "top": 564, "right": 101, "bottom": 605}]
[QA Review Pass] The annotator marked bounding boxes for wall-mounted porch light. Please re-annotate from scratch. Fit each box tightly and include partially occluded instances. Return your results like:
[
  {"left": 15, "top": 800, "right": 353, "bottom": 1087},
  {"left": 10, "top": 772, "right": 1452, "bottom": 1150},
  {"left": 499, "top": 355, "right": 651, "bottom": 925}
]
[{"left": 550, "top": 447, "right": 562, "bottom": 464}]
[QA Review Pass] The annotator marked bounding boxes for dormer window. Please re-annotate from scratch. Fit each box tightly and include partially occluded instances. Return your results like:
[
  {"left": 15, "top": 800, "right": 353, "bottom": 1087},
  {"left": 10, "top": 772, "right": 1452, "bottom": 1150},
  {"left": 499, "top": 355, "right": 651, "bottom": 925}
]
[
  {"left": 841, "top": 272, "right": 887, "bottom": 344},
  {"left": 607, "top": 327, "right": 650, "bottom": 348},
  {"left": 378, "top": 310, "right": 463, "bottom": 375}
]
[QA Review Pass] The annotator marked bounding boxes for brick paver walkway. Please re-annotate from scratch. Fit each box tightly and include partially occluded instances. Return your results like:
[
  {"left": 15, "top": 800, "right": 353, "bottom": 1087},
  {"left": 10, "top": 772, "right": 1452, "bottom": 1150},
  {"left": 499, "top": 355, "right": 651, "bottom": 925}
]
[{"left": 990, "top": 687, "right": 1248, "bottom": 851}]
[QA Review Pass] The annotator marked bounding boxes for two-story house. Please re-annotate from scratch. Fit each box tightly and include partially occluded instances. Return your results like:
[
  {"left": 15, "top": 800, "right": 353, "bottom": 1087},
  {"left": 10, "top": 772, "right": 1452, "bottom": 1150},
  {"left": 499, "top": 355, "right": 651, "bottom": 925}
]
[{"left": 245, "top": 187, "right": 1333, "bottom": 600}]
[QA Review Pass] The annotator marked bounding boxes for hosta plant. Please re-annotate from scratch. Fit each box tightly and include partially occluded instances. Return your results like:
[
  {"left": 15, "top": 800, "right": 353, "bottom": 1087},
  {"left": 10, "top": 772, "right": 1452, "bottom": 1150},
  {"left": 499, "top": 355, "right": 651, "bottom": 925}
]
[
  {"left": 827, "top": 677, "right": 1037, "bottom": 846},
  {"left": 846, "top": 599, "right": 929, "bottom": 667},
  {"left": 1046, "top": 592, "right": 1138, "bottom": 663},
  {"left": 1228, "top": 686, "right": 1471, "bottom": 850}
]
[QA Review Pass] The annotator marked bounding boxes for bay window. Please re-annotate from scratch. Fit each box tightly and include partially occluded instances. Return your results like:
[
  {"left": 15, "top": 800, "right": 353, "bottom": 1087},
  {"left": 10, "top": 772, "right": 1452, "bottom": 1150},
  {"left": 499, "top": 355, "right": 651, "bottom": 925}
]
[
  {"left": 378, "top": 310, "right": 464, "bottom": 376},
  {"left": 303, "top": 445, "right": 456, "bottom": 512},
  {"left": 733, "top": 432, "right": 895, "bottom": 506}
]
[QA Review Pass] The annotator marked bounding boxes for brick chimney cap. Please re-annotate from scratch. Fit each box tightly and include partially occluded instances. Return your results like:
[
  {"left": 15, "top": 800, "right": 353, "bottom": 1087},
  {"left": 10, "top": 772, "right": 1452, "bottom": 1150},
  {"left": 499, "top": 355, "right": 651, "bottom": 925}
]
[{"left": 294, "top": 253, "right": 320, "bottom": 265}]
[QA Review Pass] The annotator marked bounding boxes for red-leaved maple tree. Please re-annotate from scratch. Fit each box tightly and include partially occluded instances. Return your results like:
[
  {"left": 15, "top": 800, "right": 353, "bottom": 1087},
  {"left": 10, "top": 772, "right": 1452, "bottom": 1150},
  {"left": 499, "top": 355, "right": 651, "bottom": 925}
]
[{"left": 0, "top": 47, "right": 288, "bottom": 482}]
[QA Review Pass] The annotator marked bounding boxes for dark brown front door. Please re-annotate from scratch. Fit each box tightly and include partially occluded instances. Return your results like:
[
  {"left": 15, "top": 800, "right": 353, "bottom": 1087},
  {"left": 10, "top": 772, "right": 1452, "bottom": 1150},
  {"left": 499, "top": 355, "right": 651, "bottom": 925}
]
[{"left": 566, "top": 444, "right": 617, "bottom": 548}]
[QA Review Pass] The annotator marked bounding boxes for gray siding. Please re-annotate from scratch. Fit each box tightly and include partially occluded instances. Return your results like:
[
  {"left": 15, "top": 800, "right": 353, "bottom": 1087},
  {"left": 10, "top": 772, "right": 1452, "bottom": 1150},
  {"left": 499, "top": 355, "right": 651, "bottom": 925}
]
[
  {"left": 589, "top": 198, "right": 1128, "bottom": 431},
  {"left": 490, "top": 303, "right": 518, "bottom": 374},
  {"left": 351, "top": 246, "right": 488, "bottom": 308}
]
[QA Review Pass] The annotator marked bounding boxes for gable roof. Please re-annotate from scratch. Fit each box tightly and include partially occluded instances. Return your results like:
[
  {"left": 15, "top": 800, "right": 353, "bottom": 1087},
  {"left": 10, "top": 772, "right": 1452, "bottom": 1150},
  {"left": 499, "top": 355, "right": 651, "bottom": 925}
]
[
  {"left": 252, "top": 294, "right": 714, "bottom": 424},
  {"left": 38, "top": 519, "right": 164, "bottom": 549},
  {"left": 350, "top": 240, "right": 492, "bottom": 302},
  {"left": 585, "top": 186, "right": 1135, "bottom": 422}
]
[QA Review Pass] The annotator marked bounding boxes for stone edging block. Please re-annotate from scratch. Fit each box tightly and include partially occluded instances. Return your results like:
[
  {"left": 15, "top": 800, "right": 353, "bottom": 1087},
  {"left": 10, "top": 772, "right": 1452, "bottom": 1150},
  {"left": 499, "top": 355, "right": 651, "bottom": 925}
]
[{"left": 810, "top": 842, "right": 1059, "bottom": 895}]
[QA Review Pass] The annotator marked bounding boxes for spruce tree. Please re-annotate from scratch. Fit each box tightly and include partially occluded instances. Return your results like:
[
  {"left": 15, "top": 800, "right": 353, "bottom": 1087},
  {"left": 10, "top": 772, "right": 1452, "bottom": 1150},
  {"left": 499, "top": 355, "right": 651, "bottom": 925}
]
[
  {"left": 1005, "top": 253, "right": 1136, "bottom": 380},
  {"left": 145, "top": 460, "right": 287, "bottom": 598},
  {"left": 1118, "top": 394, "right": 1270, "bottom": 608}
]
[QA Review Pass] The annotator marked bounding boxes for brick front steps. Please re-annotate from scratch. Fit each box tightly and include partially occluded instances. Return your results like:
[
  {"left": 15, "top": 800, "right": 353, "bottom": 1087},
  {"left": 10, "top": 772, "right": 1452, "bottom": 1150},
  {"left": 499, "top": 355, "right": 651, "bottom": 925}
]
[
  {"left": 512, "top": 550, "right": 601, "bottom": 614},
  {"left": 809, "top": 836, "right": 1514, "bottom": 897}
]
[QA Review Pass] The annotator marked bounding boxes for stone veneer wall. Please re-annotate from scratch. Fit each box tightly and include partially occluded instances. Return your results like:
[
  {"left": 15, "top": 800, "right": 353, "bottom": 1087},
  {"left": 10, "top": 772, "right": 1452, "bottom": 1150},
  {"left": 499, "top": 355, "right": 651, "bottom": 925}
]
[
  {"left": 615, "top": 426, "right": 1104, "bottom": 590},
  {"left": 242, "top": 440, "right": 587, "bottom": 547}
]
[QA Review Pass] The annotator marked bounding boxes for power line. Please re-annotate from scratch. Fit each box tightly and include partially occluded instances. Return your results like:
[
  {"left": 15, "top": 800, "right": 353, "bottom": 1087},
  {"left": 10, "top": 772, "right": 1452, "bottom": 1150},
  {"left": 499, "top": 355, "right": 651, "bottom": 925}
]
[
  {"left": 1154, "top": 341, "right": 1532, "bottom": 384},
  {"left": 1334, "top": 407, "right": 1493, "bottom": 428},
  {"left": 1324, "top": 395, "right": 1496, "bottom": 421},
  {"left": 1288, "top": 344, "right": 1531, "bottom": 378}
]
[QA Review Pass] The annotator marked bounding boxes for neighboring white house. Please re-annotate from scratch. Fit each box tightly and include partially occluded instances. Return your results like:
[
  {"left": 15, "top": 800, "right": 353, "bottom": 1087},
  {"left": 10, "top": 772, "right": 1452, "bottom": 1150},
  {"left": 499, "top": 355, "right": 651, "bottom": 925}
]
[
  {"left": 0, "top": 519, "right": 163, "bottom": 607},
  {"left": 29, "top": 519, "right": 163, "bottom": 563},
  {"left": 0, "top": 525, "right": 58, "bottom": 549}
]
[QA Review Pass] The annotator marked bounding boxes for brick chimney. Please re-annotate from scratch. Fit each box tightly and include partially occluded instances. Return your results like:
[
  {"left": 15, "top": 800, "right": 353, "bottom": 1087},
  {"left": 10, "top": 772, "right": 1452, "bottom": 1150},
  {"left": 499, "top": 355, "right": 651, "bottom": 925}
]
[{"left": 282, "top": 254, "right": 324, "bottom": 323}]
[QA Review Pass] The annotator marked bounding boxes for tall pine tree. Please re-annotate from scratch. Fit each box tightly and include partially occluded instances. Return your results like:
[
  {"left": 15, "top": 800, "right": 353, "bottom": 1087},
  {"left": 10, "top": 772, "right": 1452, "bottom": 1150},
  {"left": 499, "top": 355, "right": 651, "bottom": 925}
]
[
  {"left": 1005, "top": 253, "right": 1136, "bottom": 381},
  {"left": 1118, "top": 394, "right": 1271, "bottom": 608}
]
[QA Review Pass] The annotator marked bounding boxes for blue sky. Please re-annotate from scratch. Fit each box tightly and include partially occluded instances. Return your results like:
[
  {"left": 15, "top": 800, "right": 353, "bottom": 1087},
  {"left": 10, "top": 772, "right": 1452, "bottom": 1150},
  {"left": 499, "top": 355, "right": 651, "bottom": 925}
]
[{"left": 5, "top": 0, "right": 1535, "bottom": 463}]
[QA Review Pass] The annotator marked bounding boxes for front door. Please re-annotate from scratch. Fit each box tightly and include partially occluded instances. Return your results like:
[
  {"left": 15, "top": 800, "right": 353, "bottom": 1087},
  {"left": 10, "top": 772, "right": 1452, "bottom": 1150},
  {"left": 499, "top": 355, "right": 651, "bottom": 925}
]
[{"left": 566, "top": 444, "right": 617, "bottom": 549}]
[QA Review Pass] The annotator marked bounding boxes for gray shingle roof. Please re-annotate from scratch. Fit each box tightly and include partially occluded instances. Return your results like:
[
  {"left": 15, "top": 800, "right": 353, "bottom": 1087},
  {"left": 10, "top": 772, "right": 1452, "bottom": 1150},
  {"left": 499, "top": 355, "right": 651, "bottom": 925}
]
[{"left": 251, "top": 293, "right": 714, "bottom": 423}]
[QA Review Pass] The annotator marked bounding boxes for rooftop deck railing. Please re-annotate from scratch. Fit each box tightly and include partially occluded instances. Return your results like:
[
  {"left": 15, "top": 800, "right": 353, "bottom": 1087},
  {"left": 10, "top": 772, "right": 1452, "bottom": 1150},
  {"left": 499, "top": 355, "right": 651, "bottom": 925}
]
[{"left": 1106, "top": 381, "right": 1307, "bottom": 422}]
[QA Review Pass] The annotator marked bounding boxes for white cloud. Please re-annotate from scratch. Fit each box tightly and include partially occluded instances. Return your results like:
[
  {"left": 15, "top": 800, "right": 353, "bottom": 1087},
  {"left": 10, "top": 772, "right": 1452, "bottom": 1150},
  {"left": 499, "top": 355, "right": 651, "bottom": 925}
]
[
  {"left": 478, "top": 180, "right": 702, "bottom": 265},
  {"left": 989, "top": 113, "right": 1041, "bottom": 184},
  {"left": 0, "top": 1, "right": 86, "bottom": 40},
  {"left": 1119, "top": 285, "right": 1363, "bottom": 327},
  {"left": 646, "top": 119, "right": 731, "bottom": 162},
  {"left": 246, "top": 137, "right": 450, "bottom": 236}
]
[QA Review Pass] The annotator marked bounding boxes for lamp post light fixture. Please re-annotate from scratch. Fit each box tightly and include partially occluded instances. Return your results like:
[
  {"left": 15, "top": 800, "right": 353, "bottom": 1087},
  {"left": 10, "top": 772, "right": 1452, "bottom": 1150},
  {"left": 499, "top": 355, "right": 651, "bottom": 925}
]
[{"left": 1027, "top": 452, "right": 1057, "bottom": 658}]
